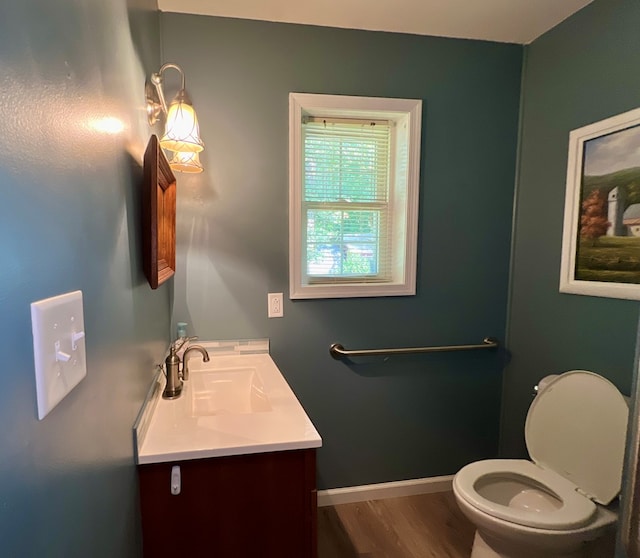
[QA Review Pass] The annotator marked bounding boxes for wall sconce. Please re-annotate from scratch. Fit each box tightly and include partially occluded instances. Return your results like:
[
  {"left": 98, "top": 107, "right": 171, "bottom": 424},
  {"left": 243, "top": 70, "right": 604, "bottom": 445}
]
[
  {"left": 145, "top": 63, "right": 204, "bottom": 172},
  {"left": 168, "top": 150, "right": 203, "bottom": 174}
]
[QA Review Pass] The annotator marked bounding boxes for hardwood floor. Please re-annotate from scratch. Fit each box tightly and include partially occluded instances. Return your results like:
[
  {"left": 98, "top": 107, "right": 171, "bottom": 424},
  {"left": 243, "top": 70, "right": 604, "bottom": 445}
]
[{"left": 318, "top": 490, "right": 475, "bottom": 558}]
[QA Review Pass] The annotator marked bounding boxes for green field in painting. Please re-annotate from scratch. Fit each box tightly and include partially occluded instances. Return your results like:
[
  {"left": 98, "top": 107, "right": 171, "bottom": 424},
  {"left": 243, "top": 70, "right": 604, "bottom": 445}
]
[{"left": 576, "top": 236, "right": 640, "bottom": 283}]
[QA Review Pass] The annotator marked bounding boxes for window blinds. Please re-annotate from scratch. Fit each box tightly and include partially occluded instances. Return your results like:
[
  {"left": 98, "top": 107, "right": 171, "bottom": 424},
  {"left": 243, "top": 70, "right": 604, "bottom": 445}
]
[{"left": 302, "top": 118, "right": 392, "bottom": 281}]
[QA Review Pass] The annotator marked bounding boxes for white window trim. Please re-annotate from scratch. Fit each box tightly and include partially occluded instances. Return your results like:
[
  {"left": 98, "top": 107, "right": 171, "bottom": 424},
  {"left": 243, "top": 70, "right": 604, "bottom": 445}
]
[{"left": 289, "top": 92, "right": 422, "bottom": 299}]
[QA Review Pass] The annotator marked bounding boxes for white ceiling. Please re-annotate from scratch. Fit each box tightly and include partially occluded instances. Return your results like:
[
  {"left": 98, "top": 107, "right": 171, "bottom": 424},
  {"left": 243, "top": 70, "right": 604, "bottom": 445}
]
[{"left": 158, "top": 0, "right": 593, "bottom": 44}]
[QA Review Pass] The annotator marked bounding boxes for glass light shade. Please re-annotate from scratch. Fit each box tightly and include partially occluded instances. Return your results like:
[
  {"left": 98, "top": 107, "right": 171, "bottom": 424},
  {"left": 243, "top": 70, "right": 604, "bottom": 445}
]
[
  {"left": 160, "top": 98, "right": 204, "bottom": 153},
  {"left": 168, "top": 150, "right": 204, "bottom": 174}
]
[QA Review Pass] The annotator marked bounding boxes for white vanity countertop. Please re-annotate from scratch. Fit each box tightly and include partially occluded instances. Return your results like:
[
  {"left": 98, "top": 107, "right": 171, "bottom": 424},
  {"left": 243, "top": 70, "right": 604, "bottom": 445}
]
[{"left": 135, "top": 340, "right": 322, "bottom": 465}]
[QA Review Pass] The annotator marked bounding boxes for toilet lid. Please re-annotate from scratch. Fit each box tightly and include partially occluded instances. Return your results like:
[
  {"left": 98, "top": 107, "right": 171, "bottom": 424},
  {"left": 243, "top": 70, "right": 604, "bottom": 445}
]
[{"left": 525, "top": 370, "right": 628, "bottom": 505}]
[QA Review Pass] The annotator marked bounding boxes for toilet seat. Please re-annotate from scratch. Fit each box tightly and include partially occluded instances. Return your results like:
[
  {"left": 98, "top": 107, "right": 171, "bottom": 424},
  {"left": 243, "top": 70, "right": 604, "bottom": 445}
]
[
  {"left": 454, "top": 370, "right": 629, "bottom": 531},
  {"left": 454, "top": 459, "right": 596, "bottom": 530},
  {"left": 525, "top": 370, "right": 628, "bottom": 506}
]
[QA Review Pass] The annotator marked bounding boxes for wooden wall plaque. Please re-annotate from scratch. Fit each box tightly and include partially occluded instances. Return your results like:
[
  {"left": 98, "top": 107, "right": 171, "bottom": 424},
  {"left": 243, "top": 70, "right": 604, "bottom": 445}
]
[{"left": 142, "top": 135, "right": 176, "bottom": 289}]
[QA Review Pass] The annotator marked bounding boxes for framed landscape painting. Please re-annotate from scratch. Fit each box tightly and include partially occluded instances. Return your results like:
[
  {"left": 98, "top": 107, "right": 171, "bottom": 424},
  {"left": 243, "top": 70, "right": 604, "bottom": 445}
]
[{"left": 560, "top": 107, "right": 640, "bottom": 300}]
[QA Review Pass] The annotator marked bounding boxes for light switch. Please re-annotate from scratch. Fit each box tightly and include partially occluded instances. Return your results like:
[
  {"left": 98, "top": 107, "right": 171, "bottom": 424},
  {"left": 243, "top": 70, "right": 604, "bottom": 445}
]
[{"left": 31, "top": 290, "right": 87, "bottom": 420}]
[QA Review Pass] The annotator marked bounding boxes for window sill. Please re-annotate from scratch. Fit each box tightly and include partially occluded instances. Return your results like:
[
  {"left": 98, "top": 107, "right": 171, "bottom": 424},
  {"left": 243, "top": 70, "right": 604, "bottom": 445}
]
[{"left": 290, "top": 282, "right": 416, "bottom": 300}]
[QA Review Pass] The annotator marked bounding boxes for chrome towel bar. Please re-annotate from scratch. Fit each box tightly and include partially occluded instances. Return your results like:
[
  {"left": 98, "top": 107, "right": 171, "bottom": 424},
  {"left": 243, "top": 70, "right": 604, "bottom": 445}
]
[{"left": 329, "top": 337, "right": 499, "bottom": 360}]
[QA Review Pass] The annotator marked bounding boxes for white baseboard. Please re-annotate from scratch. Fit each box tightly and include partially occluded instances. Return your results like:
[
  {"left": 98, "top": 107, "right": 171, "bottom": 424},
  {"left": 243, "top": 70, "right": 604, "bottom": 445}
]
[{"left": 317, "top": 475, "right": 454, "bottom": 507}]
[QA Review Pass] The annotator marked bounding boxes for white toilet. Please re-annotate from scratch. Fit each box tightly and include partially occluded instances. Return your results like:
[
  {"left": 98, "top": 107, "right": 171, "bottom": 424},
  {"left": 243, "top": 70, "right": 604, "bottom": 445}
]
[{"left": 453, "top": 370, "right": 629, "bottom": 558}]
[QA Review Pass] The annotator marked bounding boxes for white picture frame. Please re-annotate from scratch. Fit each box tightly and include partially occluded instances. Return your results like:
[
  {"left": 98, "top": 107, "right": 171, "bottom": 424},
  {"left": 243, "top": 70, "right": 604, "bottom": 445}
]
[{"left": 560, "top": 107, "right": 640, "bottom": 300}]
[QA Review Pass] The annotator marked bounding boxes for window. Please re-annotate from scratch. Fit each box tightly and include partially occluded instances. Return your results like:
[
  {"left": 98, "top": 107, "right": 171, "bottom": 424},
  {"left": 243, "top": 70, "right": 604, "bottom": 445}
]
[{"left": 289, "top": 93, "right": 422, "bottom": 299}]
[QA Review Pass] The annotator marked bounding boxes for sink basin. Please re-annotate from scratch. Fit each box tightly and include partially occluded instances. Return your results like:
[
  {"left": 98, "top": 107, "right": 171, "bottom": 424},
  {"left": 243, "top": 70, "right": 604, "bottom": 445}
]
[
  {"left": 191, "top": 367, "right": 272, "bottom": 416},
  {"left": 135, "top": 339, "right": 322, "bottom": 464}
]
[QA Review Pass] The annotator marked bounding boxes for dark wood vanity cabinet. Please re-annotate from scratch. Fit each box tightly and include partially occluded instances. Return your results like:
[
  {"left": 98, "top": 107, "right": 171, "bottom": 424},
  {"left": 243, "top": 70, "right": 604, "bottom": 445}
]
[{"left": 138, "top": 448, "right": 317, "bottom": 558}]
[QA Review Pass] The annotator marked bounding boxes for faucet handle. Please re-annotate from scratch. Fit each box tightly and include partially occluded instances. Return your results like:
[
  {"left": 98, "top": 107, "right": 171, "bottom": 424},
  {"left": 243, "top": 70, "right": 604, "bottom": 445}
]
[{"left": 172, "top": 335, "right": 198, "bottom": 352}]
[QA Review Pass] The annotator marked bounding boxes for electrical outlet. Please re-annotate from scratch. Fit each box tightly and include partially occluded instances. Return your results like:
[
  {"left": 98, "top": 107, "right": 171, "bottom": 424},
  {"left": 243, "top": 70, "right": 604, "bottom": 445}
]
[{"left": 268, "top": 293, "right": 284, "bottom": 318}]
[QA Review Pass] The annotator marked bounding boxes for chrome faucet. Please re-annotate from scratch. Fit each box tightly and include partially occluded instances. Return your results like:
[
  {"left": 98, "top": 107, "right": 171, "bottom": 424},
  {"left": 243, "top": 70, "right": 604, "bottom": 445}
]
[
  {"left": 162, "top": 339, "right": 210, "bottom": 400},
  {"left": 163, "top": 345, "right": 183, "bottom": 399},
  {"left": 182, "top": 345, "right": 210, "bottom": 381}
]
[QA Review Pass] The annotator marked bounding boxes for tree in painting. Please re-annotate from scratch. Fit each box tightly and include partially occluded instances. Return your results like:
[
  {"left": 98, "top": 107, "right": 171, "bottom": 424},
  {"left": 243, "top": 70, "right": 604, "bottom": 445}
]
[{"left": 580, "top": 188, "right": 610, "bottom": 245}]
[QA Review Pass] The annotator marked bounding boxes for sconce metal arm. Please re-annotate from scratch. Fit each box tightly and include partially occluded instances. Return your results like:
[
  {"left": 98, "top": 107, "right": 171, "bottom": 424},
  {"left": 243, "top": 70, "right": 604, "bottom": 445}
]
[{"left": 146, "top": 63, "right": 187, "bottom": 126}]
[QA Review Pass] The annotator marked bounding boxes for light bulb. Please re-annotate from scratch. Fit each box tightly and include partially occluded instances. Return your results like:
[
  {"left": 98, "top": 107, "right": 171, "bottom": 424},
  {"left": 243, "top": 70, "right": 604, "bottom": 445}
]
[{"left": 160, "top": 97, "right": 204, "bottom": 153}]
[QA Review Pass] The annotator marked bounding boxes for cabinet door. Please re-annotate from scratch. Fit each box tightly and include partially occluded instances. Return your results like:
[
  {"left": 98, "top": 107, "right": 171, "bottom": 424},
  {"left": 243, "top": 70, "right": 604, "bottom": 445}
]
[{"left": 138, "top": 449, "right": 316, "bottom": 558}]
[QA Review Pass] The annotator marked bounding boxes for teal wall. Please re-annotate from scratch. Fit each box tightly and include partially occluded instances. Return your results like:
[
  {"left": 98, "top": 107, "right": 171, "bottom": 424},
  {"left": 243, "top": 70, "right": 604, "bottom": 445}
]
[
  {"left": 502, "top": 0, "right": 640, "bottom": 458},
  {"left": 161, "top": 14, "right": 522, "bottom": 489},
  {"left": 0, "top": 1, "right": 169, "bottom": 556},
  {"left": 3, "top": 0, "right": 638, "bottom": 554}
]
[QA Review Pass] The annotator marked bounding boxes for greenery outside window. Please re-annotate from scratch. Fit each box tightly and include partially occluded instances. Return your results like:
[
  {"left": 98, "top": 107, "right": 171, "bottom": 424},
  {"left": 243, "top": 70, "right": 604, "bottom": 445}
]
[{"left": 289, "top": 93, "right": 422, "bottom": 299}]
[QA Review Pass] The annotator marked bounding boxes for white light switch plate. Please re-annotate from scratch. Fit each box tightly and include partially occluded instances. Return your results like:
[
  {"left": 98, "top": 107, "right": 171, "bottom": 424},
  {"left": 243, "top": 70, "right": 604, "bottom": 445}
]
[{"left": 31, "top": 290, "right": 87, "bottom": 420}]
